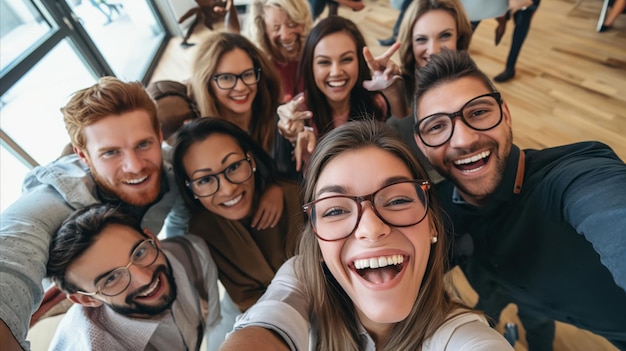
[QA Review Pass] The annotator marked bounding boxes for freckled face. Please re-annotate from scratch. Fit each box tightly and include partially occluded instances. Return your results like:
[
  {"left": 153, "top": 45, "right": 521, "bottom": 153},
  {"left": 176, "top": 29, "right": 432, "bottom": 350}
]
[
  {"left": 182, "top": 133, "right": 256, "bottom": 220},
  {"left": 314, "top": 147, "right": 433, "bottom": 338},
  {"left": 412, "top": 9, "right": 458, "bottom": 68},
  {"left": 211, "top": 48, "right": 258, "bottom": 119},
  {"left": 312, "top": 32, "right": 359, "bottom": 106}
]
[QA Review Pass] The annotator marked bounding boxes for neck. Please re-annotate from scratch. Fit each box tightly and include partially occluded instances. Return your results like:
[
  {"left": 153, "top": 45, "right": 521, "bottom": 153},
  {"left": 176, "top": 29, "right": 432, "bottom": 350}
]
[
  {"left": 328, "top": 99, "right": 350, "bottom": 117},
  {"left": 221, "top": 109, "right": 252, "bottom": 132}
]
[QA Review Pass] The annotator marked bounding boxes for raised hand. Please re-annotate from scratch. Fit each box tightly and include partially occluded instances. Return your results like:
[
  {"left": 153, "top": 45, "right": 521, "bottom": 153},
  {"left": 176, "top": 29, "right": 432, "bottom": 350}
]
[
  {"left": 362, "top": 43, "right": 403, "bottom": 92},
  {"left": 277, "top": 93, "right": 312, "bottom": 143}
]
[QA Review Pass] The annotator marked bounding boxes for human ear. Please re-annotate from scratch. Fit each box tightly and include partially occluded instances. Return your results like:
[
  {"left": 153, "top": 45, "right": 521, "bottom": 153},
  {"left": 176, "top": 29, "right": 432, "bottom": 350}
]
[
  {"left": 74, "top": 147, "right": 90, "bottom": 166},
  {"left": 142, "top": 229, "right": 161, "bottom": 248},
  {"left": 248, "top": 153, "right": 257, "bottom": 172},
  {"left": 67, "top": 293, "right": 104, "bottom": 308},
  {"left": 501, "top": 101, "right": 513, "bottom": 127}
]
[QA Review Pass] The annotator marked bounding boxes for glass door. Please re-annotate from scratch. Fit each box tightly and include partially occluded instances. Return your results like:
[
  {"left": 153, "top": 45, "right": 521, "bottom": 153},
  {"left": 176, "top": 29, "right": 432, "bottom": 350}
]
[{"left": 64, "top": 0, "right": 167, "bottom": 80}]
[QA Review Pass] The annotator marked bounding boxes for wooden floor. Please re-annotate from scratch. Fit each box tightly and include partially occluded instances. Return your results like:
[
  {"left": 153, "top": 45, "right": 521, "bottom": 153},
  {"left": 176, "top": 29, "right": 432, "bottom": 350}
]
[{"left": 151, "top": 1, "right": 625, "bottom": 350}]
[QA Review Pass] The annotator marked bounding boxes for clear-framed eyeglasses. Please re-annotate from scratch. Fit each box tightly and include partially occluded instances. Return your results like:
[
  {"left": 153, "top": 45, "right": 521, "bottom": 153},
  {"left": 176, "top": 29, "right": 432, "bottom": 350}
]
[
  {"left": 302, "top": 180, "right": 431, "bottom": 242},
  {"left": 211, "top": 68, "right": 261, "bottom": 90},
  {"left": 76, "top": 239, "right": 160, "bottom": 297},
  {"left": 186, "top": 157, "right": 253, "bottom": 198},
  {"left": 415, "top": 92, "right": 503, "bottom": 147}
]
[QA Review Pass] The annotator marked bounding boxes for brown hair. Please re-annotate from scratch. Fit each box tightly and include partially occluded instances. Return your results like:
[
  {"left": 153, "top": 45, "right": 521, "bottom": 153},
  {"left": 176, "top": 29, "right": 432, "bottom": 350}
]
[
  {"left": 397, "top": 0, "right": 473, "bottom": 100},
  {"left": 189, "top": 32, "right": 281, "bottom": 152},
  {"left": 296, "top": 120, "right": 472, "bottom": 350},
  {"left": 62, "top": 76, "right": 159, "bottom": 150}
]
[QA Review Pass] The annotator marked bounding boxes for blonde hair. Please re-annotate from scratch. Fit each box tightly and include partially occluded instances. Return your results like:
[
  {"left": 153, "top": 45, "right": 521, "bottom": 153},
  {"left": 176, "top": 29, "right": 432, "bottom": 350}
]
[
  {"left": 397, "top": 0, "right": 473, "bottom": 100},
  {"left": 247, "top": 0, "right": 312, "bottom": 62},
  {"left": 62, "top": 76, "right": 158, "bottom": 150},
  {"left": 295, "top": 120, "right": 472, "bottom": 350},
  {"left": 189, "top": 32, "right": 281, "bottom": 152}
]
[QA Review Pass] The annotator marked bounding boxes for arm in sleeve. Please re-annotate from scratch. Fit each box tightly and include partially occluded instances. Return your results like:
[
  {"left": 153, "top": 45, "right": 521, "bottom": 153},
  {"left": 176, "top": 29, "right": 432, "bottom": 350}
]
[
  {"left": 227, "top": 257, "right": 310, "bottom": 351},
  {"left": 560, "top": 152, "right": 626, "bottom": 291},
  {"left": 442, "top": 318, "right": 513, "bottom": 350},
  {"left": 0, "top": 187, "right": 75, "bottom": 349}
]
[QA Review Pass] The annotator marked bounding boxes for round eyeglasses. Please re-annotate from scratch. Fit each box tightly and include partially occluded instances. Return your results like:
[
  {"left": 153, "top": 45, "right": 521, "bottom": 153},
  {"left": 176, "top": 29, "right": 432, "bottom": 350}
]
[
  {"left": 302, "top": 180, "right": 431, "bottom": 242},
  {"left": 415, "top": 92, "right": 503, "bottom": 147},
  {"left": 186, "top": 157, "right": 253, "bottom": 198},
  {"left": 212, "top": 68, "right": 261, "bottom": 90},
  {"left": 77, "top": 239, "right": 160, "bottom": 297}
]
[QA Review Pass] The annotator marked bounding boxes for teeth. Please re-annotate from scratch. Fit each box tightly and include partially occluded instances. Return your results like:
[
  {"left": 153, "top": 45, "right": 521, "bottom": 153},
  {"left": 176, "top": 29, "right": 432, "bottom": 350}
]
[
  {"left": 232, "top": 95, "right": 247, "bottom": 101},
  {"left": 222, "top": 193, "right": 243, "bottom": 207},
  {"left": 125, "top": 176, "right": 147, "bottom": 184},
  {"left": 454, "top": 151, "right": 490, "bottom": 165},
  {"left": 354, "top": 255, "right": 404, "bottom": 270},
  {"left": 137, "top": 277, "right": 159, "bottom": 297},
  {"left": 327, "top": 80, "right": 347, "bottom": 88},
  {"left": 282, "top": 40, "right": 296, "bottom": 51}
]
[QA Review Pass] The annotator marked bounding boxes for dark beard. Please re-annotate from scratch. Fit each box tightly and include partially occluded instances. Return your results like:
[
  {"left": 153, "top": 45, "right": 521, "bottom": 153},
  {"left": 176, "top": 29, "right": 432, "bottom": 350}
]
[{"left": 109, "top": 264, "right": 177, "bottom": 317}]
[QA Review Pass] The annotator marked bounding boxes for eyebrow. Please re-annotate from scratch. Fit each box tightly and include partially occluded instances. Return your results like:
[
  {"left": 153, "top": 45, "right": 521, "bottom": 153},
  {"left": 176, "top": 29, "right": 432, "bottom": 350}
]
[
  {"left": 190, "top": 151, "right": 239, "bottom": 177},
  {"left": 315, "top": 175, "right": 411, "bottom": 198},
  {"left": 93, "top": 239, "right": 144, "bottom": 286},
  {"left": 315, "top": 51, "right": 356, "bottom": 60}
]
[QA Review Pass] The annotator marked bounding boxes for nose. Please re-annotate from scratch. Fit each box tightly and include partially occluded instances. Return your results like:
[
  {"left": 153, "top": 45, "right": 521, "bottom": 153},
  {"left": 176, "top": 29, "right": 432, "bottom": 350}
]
[
  {"left": 330, "top": 61, "right": 341, "bottom": 76},
  {"left": 279, "top": 27, "right": 294, "bottom": 42},
  {"left": 122, "top": 151, "right": 144, "bottom": 173},
  {"left": 129, "top": 265, "right": 153, "bottom": 288},
  {"left": 448, "top": 118, "right": 479, "bottom": 149},
  {"left": 427, "top": 40, "right": 441, "bottom": 55},
  {"left": 353, "top": 202, "right": 391, "bottom": 242},
  {"left": 217, "top": 174, "right": 236, "bottom": 195},
  {"left": 232, "top": 76, "right": 247, "bottom": 90}
]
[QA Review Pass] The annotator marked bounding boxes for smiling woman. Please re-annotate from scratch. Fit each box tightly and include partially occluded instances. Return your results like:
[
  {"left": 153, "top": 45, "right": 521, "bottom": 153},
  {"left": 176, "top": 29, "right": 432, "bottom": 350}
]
[
  {"left": 222, "top": 120, "right": 514, "bottom": 350},
  {"left": 172, "top": 117, "right": 304, "bottom": 350}
]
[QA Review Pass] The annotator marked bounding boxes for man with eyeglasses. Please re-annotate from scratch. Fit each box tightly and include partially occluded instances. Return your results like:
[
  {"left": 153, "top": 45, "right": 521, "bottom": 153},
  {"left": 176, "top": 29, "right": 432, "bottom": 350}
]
[
  {"left": 0, "top": 77, "right": 189, "bottom": 350},
  {"left": 46, "top": 204, "right": 219, "bottom": 350},
  {"left": 218, "top": 50, "right": 626, "bottom": 351},
  {"left": 410, "top": 49, "right": 626, "bottom": 349}
]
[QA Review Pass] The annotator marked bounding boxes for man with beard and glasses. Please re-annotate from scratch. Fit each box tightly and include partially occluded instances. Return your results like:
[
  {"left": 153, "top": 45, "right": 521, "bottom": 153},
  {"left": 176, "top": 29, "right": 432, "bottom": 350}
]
[
  {"left": 0, "top": 77, "right": 189, "bottom": 350},
  {"left": 218, "top": 50, "right": 626, "bottom": 351},
  {"left": 46, "top": 204, "right": 219, "bottom": 350},
  {"left": 410, "top": 50, "right": 626, "bottom": 349}
]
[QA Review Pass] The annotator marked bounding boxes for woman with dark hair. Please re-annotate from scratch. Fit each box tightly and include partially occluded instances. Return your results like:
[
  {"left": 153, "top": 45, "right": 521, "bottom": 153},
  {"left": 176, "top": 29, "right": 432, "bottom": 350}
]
[
  {"left": 172, "top": 117, "right": 303, "bottom": 350},
  {"left": 276, "top": 16, "right": 402, "bottom": 171}
]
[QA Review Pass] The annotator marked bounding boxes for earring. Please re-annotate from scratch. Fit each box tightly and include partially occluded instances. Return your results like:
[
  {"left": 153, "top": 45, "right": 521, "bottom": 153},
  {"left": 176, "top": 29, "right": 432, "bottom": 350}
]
[
  {"left": 431, "top": 236, "right": 438, "bottom": 244},
  {"left": 193, "top": 195, "right": 198, "bottom": 199},
  {"left": 252, "top": 167, "right": 256, "bottom": 172}
]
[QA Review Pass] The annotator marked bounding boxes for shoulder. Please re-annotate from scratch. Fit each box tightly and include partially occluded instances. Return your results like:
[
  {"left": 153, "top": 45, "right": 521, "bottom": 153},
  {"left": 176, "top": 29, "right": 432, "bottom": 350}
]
[
  {"left": 20, "top": 154, "right": 99, "bottom": 206},
  {"left": 424, "top": 311, "right": 513, "bottom": 351}
]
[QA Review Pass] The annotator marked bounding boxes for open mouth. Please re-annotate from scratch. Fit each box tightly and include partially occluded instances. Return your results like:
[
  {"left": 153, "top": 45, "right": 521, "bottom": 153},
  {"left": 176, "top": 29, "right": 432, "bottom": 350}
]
[
  {"left": 352, "top": 254, "right": 406, "bottom": 284},
  {"left": 327, "top": 80, "right": 348, "bottom": 88},
  {"left": 453, "top": 150, "right": 491, "bottom": 173},
  {"left": 123, "top": 175, "right": 148, "bottom": 185},
  {"left": 282, "top": 40, "right": 296, "bottom": 51},
  {"left": 222, "top": 193, "right": 244, "bottom": 207},
  {"left": 135, "top": 275, "right": 162, "bottom": 300}
]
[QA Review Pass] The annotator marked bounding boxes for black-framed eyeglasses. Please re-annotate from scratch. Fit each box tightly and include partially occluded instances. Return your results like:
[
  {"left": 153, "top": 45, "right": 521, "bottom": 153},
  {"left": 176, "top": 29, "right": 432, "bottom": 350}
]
[
  {"left": 76, "top": 239, "right": 160, "bottom": 297},
  {"left": 302, "top": 180, "right": 431, "bottom": 242},
  {"left": 211, "top": 68, "right": 261, "bottom": 90},
  {"left": 414, "top": 92, "right": 503, "bottom": 147},
  {"left": 186, "top": 157, "right": 253, "bottom": 198}
]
